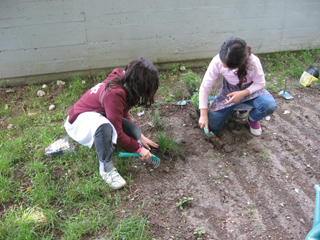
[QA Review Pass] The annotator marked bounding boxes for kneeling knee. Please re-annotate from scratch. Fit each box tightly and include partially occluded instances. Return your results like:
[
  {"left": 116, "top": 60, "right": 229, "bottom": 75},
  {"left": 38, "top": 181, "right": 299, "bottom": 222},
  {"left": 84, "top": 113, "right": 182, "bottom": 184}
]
[{"left": 95, "top": 123, "right": 113, "bottom": 138}]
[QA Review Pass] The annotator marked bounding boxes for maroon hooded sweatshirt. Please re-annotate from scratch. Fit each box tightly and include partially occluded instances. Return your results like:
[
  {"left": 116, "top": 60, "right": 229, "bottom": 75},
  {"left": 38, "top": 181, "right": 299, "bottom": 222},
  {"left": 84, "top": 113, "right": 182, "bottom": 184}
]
[{"left": 67, "top": 68, "right": 140, "bottom": 152}]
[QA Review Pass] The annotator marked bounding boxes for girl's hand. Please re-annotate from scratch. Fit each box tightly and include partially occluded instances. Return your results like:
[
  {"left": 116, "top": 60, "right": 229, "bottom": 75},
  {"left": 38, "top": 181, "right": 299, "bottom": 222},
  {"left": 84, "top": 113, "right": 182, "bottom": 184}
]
[
  {"left": 140, "top": 134, "right": 159, "bottom": 150},
  {"left": 198, "top": 109, "right": 209, "bottom": 132},
  {"left": 139, "top": 147, "right": 152, "bottom": 160},
  {"left": 225, "top": 89, "right": 250, "bottom": 104}
]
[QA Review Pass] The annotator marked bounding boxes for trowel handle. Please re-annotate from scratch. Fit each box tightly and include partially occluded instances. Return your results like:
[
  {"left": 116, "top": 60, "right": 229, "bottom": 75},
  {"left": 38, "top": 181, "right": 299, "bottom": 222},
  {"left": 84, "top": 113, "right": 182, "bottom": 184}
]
[
  {"left": 118, "top": 152, "right": 141, "bottom": 158},
  {"left": 313, "top": 184, "right": 320, "bottom": 228}
]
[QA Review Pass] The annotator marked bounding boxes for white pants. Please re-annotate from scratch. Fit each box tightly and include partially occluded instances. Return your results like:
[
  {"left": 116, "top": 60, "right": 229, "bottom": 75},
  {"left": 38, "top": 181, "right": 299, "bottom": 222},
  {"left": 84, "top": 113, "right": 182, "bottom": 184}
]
[{"left": 64, "top": 112, "right": 117, "bottom": 148}]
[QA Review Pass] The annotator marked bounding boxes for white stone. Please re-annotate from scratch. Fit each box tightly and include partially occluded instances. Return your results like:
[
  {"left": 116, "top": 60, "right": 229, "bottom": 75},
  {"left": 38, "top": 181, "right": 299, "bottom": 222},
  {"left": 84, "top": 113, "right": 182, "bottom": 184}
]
[
  {"left": 37, "top": 90, "right": 45, "bottom": 97},
  {"left": 57, "top": 80, "right": 65, "bottom": 86},
  {"left": 49, "top": 105, "right": 55, "bottom": 111}
]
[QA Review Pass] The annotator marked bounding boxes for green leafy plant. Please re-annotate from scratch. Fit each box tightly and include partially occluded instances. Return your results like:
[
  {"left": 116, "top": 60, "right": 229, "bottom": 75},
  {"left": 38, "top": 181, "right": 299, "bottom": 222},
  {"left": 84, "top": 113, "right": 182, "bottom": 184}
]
[
  {"left": 194, "top": 227, "right": 205, "bottom": 238},
  {"left": 190, "top": 91, "right": 199, "bottom": 111},
  {"left": 248, "top": 202, "right": 258, "bottom": 221},
  {"left": 217, "top": 167, "right": 227, "bottom": 179},
  {"left": 171, "top": 63, "right": 180, "bottom": 73},
  {"left": 157, "top": 131, "right": 181, "bottom": 155},
  {"left": 180, "top": 70, "right": 202, "bottom": 91},
  {"left": 176, "top": 197, "right": 193, "bottom": 210},
  {"left": 148, "top": 109, "right": 166, "bottom": 131}
]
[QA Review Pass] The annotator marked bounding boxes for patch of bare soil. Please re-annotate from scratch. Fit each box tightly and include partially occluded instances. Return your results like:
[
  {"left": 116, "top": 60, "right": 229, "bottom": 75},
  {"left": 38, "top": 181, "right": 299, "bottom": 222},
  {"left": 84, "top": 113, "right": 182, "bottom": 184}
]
[{"left": 121, "top": 86, "right": 320, "bottom": 240}]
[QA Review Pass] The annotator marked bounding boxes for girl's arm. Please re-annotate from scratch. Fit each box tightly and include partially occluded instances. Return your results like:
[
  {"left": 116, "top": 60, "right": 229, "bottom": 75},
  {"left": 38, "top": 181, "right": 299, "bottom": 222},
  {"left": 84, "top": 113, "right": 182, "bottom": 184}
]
[
  {"left": 140, "top": 133, "right": 159, "bottom": 150},
  {"left": 199, "top": 55, "right": 220, "bottom": 109},
  {"left": 105, "top": 89, "right": 140, "bottom": 153},
  {"left": 198, "top": 55, "right": 220, "bottom": 131}
]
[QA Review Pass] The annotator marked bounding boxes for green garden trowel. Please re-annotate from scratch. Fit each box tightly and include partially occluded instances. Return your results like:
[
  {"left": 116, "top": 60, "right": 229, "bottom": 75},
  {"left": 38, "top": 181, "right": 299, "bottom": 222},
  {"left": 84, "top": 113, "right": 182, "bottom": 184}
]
[
  {"left": 118, "top": 152, "right": 160, "bottom": 168},
  {"left": 306, "top": 185, "right": 320, "bottom": 240}
]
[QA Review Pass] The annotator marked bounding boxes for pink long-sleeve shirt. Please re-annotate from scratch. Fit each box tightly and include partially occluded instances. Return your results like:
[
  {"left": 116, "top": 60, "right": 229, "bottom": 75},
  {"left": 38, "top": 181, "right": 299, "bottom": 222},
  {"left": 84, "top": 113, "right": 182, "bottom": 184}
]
[{"left": 199, "top": 54, "right": 266, "bottom": 109}]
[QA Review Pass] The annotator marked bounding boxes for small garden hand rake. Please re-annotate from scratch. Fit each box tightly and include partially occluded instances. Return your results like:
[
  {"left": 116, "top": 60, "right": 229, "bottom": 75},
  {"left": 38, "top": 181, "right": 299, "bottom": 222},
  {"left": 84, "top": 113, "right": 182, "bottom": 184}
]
[{"left": 118, "top": 152, "right": 160, "bottom": 168}]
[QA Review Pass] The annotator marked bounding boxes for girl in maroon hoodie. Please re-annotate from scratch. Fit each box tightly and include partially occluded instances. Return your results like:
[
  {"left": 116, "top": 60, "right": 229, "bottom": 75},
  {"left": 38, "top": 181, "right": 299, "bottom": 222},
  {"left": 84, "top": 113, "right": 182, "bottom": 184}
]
[{"left": 64, "top": 57, "right": 160, "bottom": 190}]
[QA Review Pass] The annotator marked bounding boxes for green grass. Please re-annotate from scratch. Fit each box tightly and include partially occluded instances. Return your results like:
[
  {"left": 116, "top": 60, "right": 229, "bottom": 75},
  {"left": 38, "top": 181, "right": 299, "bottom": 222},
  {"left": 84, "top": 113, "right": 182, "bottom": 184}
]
[
  {"left": 0, "top": 75, "right": 149, "bottom": 240},
  {"left": 0, "top": 48, "right": 319, "bottom": 239},
  {"left": 157, "top": 131, "right": 181, "bottom": 156},
  {"left": 259, "top": 48, "right": 320, "bottom": 90}
]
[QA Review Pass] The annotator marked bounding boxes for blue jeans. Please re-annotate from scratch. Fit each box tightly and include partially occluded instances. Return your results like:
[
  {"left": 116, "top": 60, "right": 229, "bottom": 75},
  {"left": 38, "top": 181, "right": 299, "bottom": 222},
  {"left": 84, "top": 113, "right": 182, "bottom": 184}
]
[{"left": 208, "top": 94, "right": 278, "bottom": 131}]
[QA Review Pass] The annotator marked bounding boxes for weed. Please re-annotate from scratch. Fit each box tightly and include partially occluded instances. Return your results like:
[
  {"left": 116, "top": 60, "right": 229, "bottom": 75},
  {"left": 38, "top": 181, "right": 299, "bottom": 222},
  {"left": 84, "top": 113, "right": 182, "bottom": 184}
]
[
  {"left": 159, "top": 73, "right": 167, "bottom": 80},
  {"left": 194, "top": 226, "right": 205, "bottom": 238},
  {"left": 180, "top": 70, "right": 202, "bottom": 91},
  {"left": 170, "top": 63, "right": 181, "bottom": 74},
  {"left": 282, "top": 167, "right": 288, "bottom": 174},
  {"left": 292, "top": 149, "right": 299, "bottom": 156},
  {"left": 217, "top": 152, "right": 225, "bottom": 158},
  {"left": 0, "top": 80, "right": 7, "bottom": 88},
  {"left": 217, "top": 167, "right": 227, "bottom": 179},
  {"left": 149, "top": 109, "right": 166, "bottom": 130},
  {"left": 157, "top": 131, "right": 181, "bottom": 155},
  {"left": 248, "top": 202, "right": 258, "bottom": 221},
  {"left": 111, "top": 210, "right": 151, "bottom": 240},
  {"left": 190, "top": 91, "right": 199, "bottom": 110},
  {"left": 176, "top": 197, "right": 193, "bottom": 210},
  {"left": 259, "top": 150, "right": 271, "bottom": 162},
  {"left": 163, "top": 93, "right": 175, "bottom": 102}
]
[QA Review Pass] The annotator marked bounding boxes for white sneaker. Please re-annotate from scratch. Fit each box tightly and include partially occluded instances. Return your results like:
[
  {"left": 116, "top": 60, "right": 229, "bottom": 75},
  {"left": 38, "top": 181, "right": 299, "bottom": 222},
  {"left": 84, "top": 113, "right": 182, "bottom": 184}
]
[
  {"left": 248, "top": 116, "right": 262, "bottom": 136},
  {"left": 101, "top": 168, "right": 126, "bottom": 190}
]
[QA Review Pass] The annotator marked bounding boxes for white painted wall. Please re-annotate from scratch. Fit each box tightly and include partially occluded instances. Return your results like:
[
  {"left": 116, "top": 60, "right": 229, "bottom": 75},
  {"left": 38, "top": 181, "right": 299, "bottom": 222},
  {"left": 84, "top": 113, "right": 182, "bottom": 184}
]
[{"left": 1, "top": 0, "right": 320, "bottom": 86}]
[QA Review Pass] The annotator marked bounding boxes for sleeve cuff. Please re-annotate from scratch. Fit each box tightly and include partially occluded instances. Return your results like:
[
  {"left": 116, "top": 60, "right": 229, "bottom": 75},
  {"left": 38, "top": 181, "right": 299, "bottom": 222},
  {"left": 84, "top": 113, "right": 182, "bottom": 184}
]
[{"left": 135, "top": 145, "right": 143, "bottom": 153}]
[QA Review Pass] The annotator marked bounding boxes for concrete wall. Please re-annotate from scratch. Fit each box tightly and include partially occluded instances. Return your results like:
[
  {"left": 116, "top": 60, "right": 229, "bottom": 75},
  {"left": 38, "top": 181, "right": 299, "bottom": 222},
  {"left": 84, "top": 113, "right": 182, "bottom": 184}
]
[{"left": 1, "top": 0, "right": 320, "bottom": 86}]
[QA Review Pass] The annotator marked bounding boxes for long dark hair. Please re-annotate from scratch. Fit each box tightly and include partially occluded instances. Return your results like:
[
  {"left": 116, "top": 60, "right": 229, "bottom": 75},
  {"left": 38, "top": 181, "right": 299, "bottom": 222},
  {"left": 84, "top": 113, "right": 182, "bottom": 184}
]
[
  {"left": 106, "top": 57, "right": 159, "bottom": 107},
  {"left": 219, "top": 37, "right": 252, "bottom": 89}
]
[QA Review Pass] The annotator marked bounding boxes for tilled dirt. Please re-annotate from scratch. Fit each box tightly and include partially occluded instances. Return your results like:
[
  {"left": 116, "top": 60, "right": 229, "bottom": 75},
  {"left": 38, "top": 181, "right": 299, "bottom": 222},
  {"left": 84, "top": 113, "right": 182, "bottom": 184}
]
[
  {"left": 121, "top": 86, "right": 320, "bottom": 240},
  {"left": 1, "top": 82, "right": 319, "bottom": 240}
]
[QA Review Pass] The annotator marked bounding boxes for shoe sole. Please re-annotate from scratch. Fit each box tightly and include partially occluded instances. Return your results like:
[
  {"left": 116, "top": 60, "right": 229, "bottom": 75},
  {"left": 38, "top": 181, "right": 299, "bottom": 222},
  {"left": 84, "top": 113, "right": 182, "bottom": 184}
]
[
  {"left": 247, "top": 117, "right": 262, "bottom": 136},
  {"left": 250, "top": 127, "right": 262, "bottom": 136},
  {"left": 110, "top": 182, "right": 127, "bottom": 190}
]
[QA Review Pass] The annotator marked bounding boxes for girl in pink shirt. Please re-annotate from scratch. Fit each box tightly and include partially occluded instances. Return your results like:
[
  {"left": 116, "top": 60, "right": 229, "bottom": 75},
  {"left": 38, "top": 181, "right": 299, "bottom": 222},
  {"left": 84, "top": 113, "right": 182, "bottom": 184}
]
[{"left": 198, "top": 37, "right": 277, "bottom": 136}]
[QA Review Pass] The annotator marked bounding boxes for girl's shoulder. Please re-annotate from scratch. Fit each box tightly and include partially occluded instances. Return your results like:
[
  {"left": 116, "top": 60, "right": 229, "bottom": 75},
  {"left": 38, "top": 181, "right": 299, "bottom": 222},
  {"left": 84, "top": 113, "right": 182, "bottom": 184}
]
[
  {"left": 247, "top": 54, "right": 264, "bottom": 76},
  {"left": 209, "top": 54, "right": 224, "bottom": 70},
  {"left": 249, "top": 54, "right": 262, "bottom": 64},
  {"left": 106, "top": 85, "right": 126, "bottom": 97}
]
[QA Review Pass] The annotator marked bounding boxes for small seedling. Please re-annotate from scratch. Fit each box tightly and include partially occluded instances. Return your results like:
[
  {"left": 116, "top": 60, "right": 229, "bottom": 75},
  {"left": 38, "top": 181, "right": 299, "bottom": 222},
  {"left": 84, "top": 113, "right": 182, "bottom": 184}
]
[
  {"left": 248, "top": 202, "right": 258, "bottom": 221},
  {"left": 194, "top": 227, "right": 205, "bottom": 238},
  {"left": 292, "top": 149, "right": 299, "bottom": 156},
  {"left": 176, "top": 197, "right": 193, "bottom": 210},
  {"left": 259, "top": 150, "right": 271, "bottom": 162},
  {"left": 217, "top": 167, "right": 227, "bottom": 179},
  {"left": 217, "top": 152, "right": 225, "bottom": 158}
]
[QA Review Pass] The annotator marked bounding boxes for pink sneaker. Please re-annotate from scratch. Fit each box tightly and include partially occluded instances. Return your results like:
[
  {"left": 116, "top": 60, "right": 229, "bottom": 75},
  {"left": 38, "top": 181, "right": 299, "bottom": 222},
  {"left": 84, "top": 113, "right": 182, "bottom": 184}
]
[{"left": 248, "top": 116, "right": 262, "bottom": 136}]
